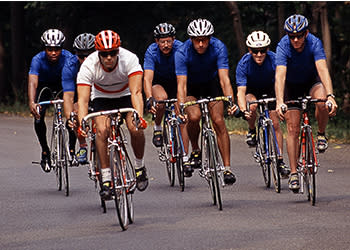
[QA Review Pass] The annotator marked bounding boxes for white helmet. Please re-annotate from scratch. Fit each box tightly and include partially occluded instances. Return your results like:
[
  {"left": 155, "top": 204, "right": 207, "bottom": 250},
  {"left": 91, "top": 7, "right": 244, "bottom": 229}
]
[
  {"left": 187, "top": 18, "right": 214, "bottom": 37},
  {"left": 246, "top": 31, "right": 270, "bottom": 48},
  {"left": 41, "top": 29, "right": 65, "bottom": 47}
]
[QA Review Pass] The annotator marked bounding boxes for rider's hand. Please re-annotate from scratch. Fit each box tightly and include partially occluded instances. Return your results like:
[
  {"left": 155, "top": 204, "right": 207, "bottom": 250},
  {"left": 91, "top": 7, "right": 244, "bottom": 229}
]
[
  {"left": 243, "top": 110, "right": 252, "bottom": 120},
  {"left": 77, "top": 125, "right": 88, "bottom": 138},
  {"left": 30, "top": 102, "right": 40, "bottom": 120},
  {"left": 326, "top": 95, "right": 337, "bottom": 117},
  {"left": 146, "top": 97, "right": 157, "bottom": 114},
  {"left": 227, "top": 104, "right": 238, "bottom": 116},
  {"left": 276, "top": 103, "right": 287, "bottom": 121}
]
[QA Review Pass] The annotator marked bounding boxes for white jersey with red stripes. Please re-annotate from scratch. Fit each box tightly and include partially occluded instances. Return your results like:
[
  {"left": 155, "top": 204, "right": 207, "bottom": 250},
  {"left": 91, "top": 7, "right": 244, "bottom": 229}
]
[{"left": 77, "top": 48, "right": 143, "bottom": 100}]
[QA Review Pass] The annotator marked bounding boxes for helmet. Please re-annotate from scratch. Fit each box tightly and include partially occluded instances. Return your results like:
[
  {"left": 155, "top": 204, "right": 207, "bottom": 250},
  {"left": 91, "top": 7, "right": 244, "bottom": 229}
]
[
  {"left": 41, "top": 29, "right": 65, "bottom": 47},
  {"left": 187, "top": 18, "right": 214, "bottom": 37},
  {"left": 154, "top": 23, "right": 176, "bottom": 38},
  {"left": 95, "top": 30, "right": 121, "bottom": 51},
  {"left": 284, "top": 14, "right": 309, "bottom": 33},
  {"left": 73, "top": 33, "right": 95, "bottom": 51},
  {"left": 246, "top": 31, "right": 271, "bottom": 48}
]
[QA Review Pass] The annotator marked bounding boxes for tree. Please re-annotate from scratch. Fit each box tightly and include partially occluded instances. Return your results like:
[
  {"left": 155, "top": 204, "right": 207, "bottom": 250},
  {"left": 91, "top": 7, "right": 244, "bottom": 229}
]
[{"left": 225, "top": 2, "right": 245, "bottom": 58}]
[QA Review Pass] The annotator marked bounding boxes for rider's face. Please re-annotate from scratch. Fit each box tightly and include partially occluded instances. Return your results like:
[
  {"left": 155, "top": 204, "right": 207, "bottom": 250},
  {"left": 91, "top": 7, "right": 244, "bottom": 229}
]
[
  {"left": 249, "top": 47, "right": 268, "bottom": 66},
  {"left": 191, "top": 36, "right": 210, "bottom": 54},
  {"left": 45, "top": 47, "right": 62, "bottom": 63},
  {"left": 156, "top": 37, "right": 174, "bottom": 56},
  {"left": 98, "top": 49, "right": 119, "bottom": 71},
  {"left": 288, "top": 30, "right": 308, "bottom": 52}
]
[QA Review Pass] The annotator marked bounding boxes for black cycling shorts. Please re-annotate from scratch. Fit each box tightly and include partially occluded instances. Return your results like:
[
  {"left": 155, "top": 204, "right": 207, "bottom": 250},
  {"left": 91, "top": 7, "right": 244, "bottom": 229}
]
[
  {"left": 246, "top": 85, "right": 276, "bottom": 110},
  {"left": 187, "top": 79, "right": 223, "bottom": 99},
  {"left": 92, "top": 95, "right": 132, "bottom": 112},
  {"left": 153, "top": 76, "right": 177, "bottom": 99}
]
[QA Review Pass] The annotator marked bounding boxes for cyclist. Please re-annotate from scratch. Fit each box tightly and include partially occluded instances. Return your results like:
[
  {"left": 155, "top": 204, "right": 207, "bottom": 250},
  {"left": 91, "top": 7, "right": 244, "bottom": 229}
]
[
  {"left": 77, "top": 30, "right": 148, "bottom": 197},
  {"left": 143, "top": 23, "right": 183, "bottom": 148},
  {"left": 236, "top": 31, "right": 290, "bottom": 178},
  {"left": 28, "top": 29, "right": 74, "bottom": 173},
  {"left": 62, "top": 33, "right": 95, "bottom": 165},
  {"left": 175, "top": 18, "right": 238, "bottom": 184},
  {"left": 275, "top": 14, "right": 338, "bottom": 191}
]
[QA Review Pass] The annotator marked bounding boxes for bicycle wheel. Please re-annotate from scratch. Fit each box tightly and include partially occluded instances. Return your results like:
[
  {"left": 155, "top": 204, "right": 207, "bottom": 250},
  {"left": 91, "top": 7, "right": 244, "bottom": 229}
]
[
  {"left": 257, "top": 123, "right": 270, "bottom": 188},
  {"left": 110, "top": 146, "right": 128, "bottom": 230},
  {"left": 305, "top": 130, "right": 316, "bottom": 205},
  {"left": 52, "top": 129, "right": 62, "bottom": 191},
  {"left": 268, "top": 125, "right": 281, "bottom": 193},
  {"left": 207, "top": 134, "right": 222, "bottom": 210},
  {"left": 174, "top": 126, "right": 184, "bottom": 192},
  {"left": 163, "top": 119, "right": 175, "bottom": 186},
  {"left": 123, "top": 147, "right": 135, "bottom": 224},
  {"left": 59, "top": 129, "right": 69, "bottom": 196},
  {"left": 201, "top": 133, "right": 216, "bottom": 205}
]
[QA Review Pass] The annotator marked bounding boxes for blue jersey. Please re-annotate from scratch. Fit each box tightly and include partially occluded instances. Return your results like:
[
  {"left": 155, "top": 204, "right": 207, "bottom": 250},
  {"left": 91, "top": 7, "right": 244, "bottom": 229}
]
[
  {"left": 236, "top": 51, "right": 276, "bottom": 89},
  {"left": 29, "top": 49, "right": 73, "bottom": 87},
  {"left": 275, "top": 33, "right": 326, "bottom": 84},
  {"left": 143, "top": 39, "right": 183, "bottom": 82},
  {"left": 61, "top": 55, "right": 80, "bottom": 92},
  {"left": 175, "top": 37, "right": 229, "bottom": 85}
]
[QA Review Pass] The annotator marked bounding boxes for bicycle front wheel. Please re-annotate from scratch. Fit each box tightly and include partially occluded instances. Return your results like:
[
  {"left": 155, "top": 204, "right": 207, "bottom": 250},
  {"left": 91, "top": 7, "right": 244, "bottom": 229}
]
[
  {"left": 123, "top": 147, "right": 135, "bottom": 224},
  {"left": 257, "top": 124, "right": 270, "bottom": 188},
  {"left": 174, "top": 127, "right": 184, "bottom": 192},
  {"left": 52, "top": 129, "right": 62, "bottom": 191},
  {"left": 207, "top": 134, "right": 222, "bottom": 210},
  {"left": 268, "top": 125, "right": 280, "bottom": 193},
  {"left": 110, "top": 146, "right": 128, "bottom": 230},
  {"left": 163, "top": 119, "right": 175, "bottom": 186},
  {"left": 305, "top": 129, "right": 316, "bottom": 205},
  {"left": 59, "top": 129, "right": 69, "bottom": 196}
]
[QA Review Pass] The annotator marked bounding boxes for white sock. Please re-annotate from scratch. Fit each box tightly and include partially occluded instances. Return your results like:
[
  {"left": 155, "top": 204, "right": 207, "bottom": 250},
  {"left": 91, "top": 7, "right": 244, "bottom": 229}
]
[
  {"left": 154, "top": 124, "right": 162, "bottom": 131},
  {"left": 183, "top": 155, "right": 189, "bottom": 162},
  {"left": 224, "top": 166, "right": 231, "bottom": 172},
  {"left": 101, "top": 168, "right": 111, "bottom": 182},
  {"left": 134, "top": 158, "right": 144, "bottom": 169}
]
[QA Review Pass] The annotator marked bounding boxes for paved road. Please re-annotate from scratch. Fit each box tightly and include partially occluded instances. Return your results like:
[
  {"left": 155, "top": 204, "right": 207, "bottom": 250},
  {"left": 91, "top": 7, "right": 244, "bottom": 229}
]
[{"left": 1, "top": 114, "right": 350, "bottom": 250}]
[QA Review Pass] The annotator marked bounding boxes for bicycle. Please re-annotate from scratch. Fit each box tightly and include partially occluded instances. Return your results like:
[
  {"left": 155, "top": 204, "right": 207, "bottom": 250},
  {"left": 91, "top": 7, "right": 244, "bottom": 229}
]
[
  {"left": 181, "top": 96, "right": 233, "bottom": 210},
  {"left": 155, "top": 98, "right": 186, "bottom": 191},
  {"left": 82, "top": 108, "right": 147, "bottom": 230},
  {"left": 247, "top": 96, "right": 282, "bottom": 193},
  {"left": 284, "top": 96, "right": 331, "bottom": 205},
  {"left": 36, "top": 99, "right": 72, "bottom": 196}
]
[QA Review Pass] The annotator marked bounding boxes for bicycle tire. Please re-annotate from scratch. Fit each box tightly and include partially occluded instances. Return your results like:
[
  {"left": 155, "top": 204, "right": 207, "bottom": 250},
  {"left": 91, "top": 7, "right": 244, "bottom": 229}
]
[
  {"left": 59, "top": 129, "right": 69, "bottom": 196},
  {"left": 208, "top": 134, "right": 222, "bottom": 210},
  {"left": 306, "top": 129, "right": 316, "bottom": 205},
  {"left": 110, "top": 146, "right": 128, "bottom": 230},
  {"left": 163, "top": 119, "right": 175, "bottom": 186},
  {"left": 123, "top": 146, "right": 135, "bottom": 224},
  {"left": 202, "top": 132, "right": 216, "bottom": 205},
  {"left": 174, "top": 126, "right": 184, "bottom": 192},
  {"left": 257, "top": 123, "right": 270, "bottom": 188},
  {"left": 268, "top": 125, "right": 281, "bottom": 193}
]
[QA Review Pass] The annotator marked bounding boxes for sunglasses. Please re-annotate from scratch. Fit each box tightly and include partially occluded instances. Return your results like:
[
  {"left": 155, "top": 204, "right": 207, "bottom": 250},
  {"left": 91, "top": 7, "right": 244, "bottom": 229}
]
[
  {"left": 99, "top": 50, "right": 118, "bottom": 58},
  {"left": 288, "top": 32, "right": 306, "bottom": 40},
  {"left": 251, "top": 47, "right": 268, "bottom": 55}
]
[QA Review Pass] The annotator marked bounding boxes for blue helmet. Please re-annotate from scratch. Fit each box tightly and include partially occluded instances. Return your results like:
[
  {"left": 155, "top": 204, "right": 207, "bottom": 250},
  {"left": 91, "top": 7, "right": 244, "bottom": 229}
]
[{"left": 284, "top": 14, "right": 308, "bottom": 33}]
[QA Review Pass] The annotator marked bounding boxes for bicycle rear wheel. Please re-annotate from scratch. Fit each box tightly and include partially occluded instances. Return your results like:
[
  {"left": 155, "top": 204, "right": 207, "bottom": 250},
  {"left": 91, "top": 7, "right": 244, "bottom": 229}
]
[
  {"left": 163, "top": 119, "right": 175, "bottom": 186},
  {"left": 174, "top": 127, "right": 184, "bottom": 192},
  {"left": 208, "top": 134, "right": 222, "bottom": 210},
  {"left": 268, "top": 126, "right": 280, "bottom": 193},
  {"left": 59, "top": 129, "right": 69, "bottom": 196},
  {"left": 305, "top": 130, "right": 316, "bottom": 205},
  {"left": 257, "top": 123, "right": 270, "bottom": 188},
  {"left": 110, "top": 146, "right": 128, "bottom": 230}
]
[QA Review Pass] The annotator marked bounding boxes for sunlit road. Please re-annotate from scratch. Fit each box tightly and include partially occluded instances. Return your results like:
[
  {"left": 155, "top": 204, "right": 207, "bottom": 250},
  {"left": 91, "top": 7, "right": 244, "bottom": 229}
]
[{"left": 1, "top": 114, "right": 350, "bottom": 250}]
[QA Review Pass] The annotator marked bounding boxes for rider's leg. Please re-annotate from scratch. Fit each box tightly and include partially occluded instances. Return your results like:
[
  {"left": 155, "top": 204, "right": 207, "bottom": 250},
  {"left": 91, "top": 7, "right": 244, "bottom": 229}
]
[{"left": 284, "top": 109, "right": 301, "bottom": 174}]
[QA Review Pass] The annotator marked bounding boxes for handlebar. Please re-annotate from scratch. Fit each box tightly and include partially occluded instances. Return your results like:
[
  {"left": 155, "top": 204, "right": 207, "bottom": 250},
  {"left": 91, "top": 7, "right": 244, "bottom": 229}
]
[
  {"left": 81, "top": 108, "right": 147, "bottom": 131},
  {"left": 246, "top": 97, "right": 276, "bottom": 113},
  {"left": 284, "top": 96, "right": 330, "bottom": 112}
]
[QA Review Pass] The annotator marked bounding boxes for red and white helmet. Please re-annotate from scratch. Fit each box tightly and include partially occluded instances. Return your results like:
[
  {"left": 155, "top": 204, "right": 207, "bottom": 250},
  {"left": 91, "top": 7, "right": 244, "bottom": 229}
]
[{"left": 95, "top": 30, "right": 121, "bottom": 51}]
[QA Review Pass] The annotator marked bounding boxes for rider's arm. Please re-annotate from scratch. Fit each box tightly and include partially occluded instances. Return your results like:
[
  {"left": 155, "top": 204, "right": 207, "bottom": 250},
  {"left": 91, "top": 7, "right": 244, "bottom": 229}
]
[
  {"left": 143, "top": 69, "right": 154, "bottom": 100},
  {"left": 315, "top": 59, "right": 337, "bottom": 115},
  {"left": 129, "top": 73, "right": 144, "bottom": 117},
  {"left": 177, "top": 75, "right": 187, "bottom": 105},
  {"left": 28, "top": 74, "right": 39, "bottom": 118},
  {"left": 237, "top": 86, "right": 247, "bottom": 111},
  {"left": 275, "top": 65, "right": 287, "bottom": 118},
  {"left": 77, "top": 84, "right": 91, "bottom": 129},
  {"left": 218, "top": 69, "right": 234, "bottom": 100},
  {"left": 63, "top": 91, "right": 75, "bottom": 119}
]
